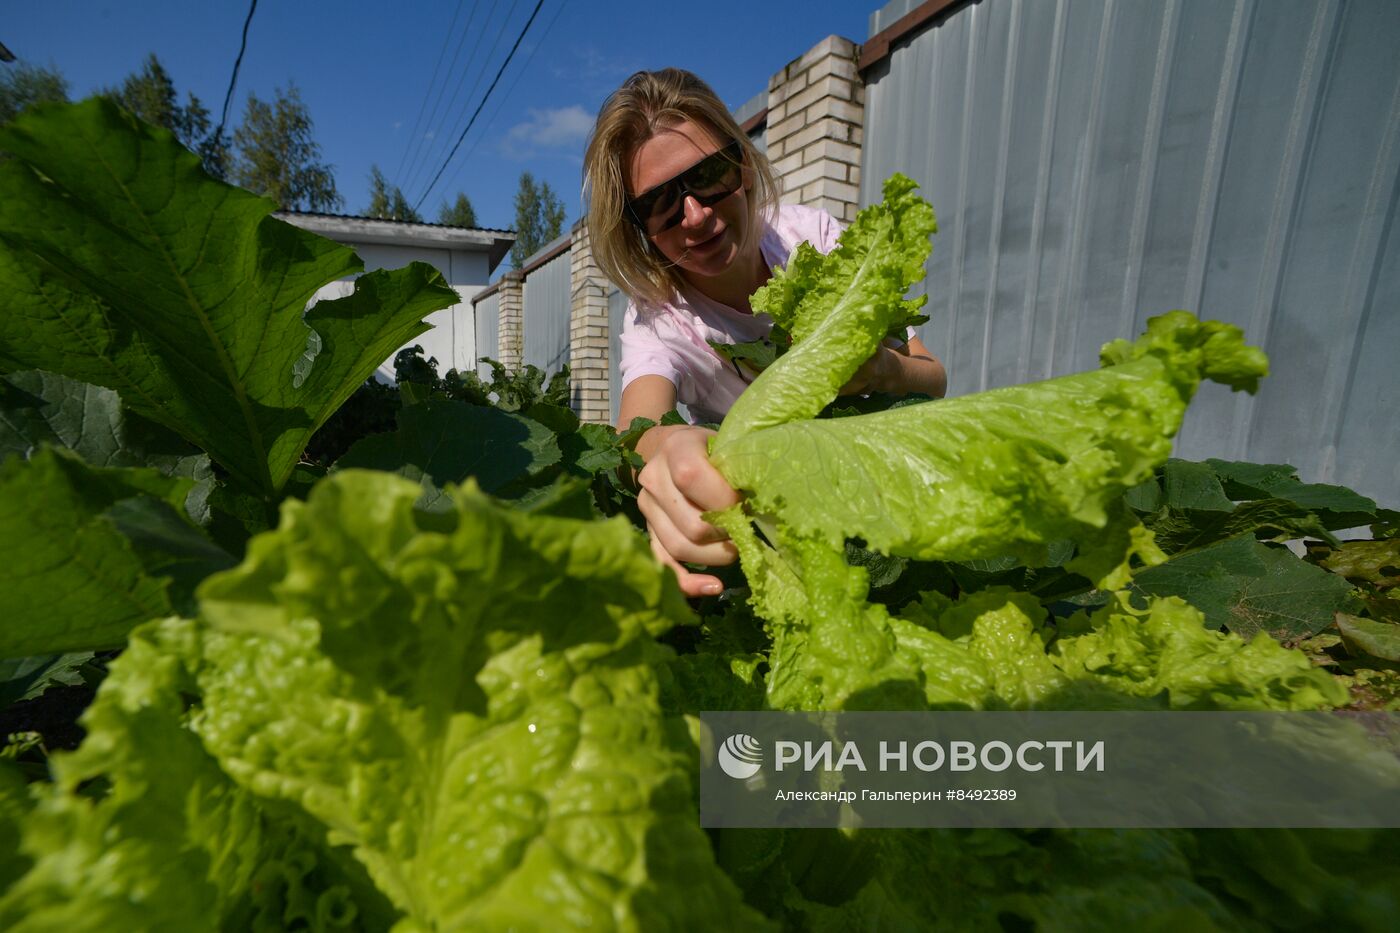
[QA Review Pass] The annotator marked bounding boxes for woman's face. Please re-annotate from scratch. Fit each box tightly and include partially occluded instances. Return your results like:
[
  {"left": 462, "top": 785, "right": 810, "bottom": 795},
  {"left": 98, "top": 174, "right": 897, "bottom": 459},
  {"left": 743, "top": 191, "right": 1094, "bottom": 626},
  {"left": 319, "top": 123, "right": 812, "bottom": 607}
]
[{"left": 625, "top": 118, "right": 752, "bottom": 282}]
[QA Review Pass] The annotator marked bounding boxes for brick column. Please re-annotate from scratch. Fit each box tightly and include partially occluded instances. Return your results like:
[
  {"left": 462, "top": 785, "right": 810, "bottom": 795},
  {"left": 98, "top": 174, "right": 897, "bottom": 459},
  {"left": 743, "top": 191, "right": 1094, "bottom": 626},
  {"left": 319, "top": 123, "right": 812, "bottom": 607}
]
[
  {"left": 496, "top": 271, "right": 524, "bottom": 373},
  {"left": 765, "top": 36, "right": 864, "bottom": 223},
  {"left": 568, "top": 219, "right": 612, "bottom": 423}
]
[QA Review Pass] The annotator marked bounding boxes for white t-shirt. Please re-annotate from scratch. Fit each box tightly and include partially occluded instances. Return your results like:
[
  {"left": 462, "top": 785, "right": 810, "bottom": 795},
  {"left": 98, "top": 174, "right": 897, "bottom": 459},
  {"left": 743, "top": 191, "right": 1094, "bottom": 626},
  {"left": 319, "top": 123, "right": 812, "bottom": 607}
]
[{"left": 617, "top": 204, "right": 844, "bottom": 425}]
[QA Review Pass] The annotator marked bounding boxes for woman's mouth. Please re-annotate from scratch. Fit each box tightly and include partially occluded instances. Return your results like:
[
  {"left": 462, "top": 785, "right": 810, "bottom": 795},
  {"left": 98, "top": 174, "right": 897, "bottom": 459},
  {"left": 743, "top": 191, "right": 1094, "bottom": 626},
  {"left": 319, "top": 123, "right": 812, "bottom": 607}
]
[{"left": 687, "top": 228, "right": 726, "bottom": 254}]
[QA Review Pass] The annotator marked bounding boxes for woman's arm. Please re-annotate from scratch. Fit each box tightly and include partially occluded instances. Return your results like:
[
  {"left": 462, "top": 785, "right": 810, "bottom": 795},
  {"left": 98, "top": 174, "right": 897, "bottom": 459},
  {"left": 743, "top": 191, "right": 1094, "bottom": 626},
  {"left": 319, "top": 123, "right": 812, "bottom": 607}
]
[
  {"left": 619, "top": 375, "right": 740, "bottom": 597},
  {"left": 839, "top": 334, "right": 947, "bottom": 398}
]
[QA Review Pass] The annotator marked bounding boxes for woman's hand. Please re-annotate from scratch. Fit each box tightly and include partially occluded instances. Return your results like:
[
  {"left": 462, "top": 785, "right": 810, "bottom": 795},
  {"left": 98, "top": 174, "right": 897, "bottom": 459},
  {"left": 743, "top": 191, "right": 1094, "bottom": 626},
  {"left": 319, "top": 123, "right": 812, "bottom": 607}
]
[
  {"left": 838, "top": 342, "right": 899, "bottom": 395},
  {"left": 635, "top": 424, "right": 740, "bottom": 597}
]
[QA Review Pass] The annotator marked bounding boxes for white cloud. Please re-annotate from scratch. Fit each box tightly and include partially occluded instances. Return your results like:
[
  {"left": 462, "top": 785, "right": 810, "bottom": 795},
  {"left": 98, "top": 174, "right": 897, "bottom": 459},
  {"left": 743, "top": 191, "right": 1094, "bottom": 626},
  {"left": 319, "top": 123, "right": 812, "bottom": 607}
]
[{"left": 503, "top": 106, "right": 593, "bottom": 155}]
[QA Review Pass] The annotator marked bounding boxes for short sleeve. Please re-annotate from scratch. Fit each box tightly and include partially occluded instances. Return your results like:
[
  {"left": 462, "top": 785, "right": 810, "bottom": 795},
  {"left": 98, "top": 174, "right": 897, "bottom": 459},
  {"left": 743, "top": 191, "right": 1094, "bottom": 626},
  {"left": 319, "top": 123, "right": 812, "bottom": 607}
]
[
  {"left": 617, "top": 304, "right": 682, "bottom": 392},
  {"left": 816, "top": 208, "right": 845, "bottom": 254}
]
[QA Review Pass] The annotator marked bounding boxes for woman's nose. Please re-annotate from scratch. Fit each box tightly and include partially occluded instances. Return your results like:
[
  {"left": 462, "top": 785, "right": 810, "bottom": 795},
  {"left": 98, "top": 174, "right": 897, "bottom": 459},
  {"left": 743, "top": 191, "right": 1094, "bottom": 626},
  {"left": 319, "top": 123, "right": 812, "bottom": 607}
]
[{"left": 680, "top": 193, "right": 708, "bottom": 228}]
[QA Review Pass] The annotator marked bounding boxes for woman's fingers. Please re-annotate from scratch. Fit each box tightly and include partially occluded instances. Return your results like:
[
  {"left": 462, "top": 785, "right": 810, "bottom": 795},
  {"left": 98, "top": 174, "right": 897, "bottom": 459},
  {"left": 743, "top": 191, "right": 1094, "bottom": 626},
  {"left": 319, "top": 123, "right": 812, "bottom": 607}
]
[
  {"left": 639, "top": 486, "right": 740, "bottom": 566},
  {"left": 640, "top": 428, "right": 741, "bottom": 513},
  {"left": 649, "top": 529, "right": 725, "bottom": 597},
  {"left": 633, "top": 423, "right": 741, "bottom": 595}
]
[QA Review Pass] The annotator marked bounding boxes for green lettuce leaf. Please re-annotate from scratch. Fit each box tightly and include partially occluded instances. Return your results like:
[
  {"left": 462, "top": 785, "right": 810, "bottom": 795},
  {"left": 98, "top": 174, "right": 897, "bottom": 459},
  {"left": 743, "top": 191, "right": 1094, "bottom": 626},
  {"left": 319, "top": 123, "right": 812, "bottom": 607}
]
[
  {"left": 712, "top": 312, "right": 1267, "bottom": 587},
  {"left": 715, "top": 174, "right": 936, "bottom": 440},
  {"left": 192, "top": 471, "right": 767, "bottom": 931},
  {"left": 0, "top": 99, "right": 458, "bottom": 497},
  {"left": 0, "top": 616, "right": 379, "bottom": 932}
]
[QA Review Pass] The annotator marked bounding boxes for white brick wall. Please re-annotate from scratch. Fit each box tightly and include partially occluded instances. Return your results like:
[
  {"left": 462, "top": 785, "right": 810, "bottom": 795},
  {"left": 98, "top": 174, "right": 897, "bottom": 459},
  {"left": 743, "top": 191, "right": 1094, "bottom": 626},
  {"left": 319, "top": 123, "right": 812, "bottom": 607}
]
[{"left": 767, "top": 35, "right": 865, "bottom": 224}]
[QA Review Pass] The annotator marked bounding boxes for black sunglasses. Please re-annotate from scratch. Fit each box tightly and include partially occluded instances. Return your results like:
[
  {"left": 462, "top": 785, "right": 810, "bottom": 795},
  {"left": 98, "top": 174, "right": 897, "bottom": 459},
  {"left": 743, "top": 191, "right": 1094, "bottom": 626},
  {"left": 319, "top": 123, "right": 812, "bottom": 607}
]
[{"left": 625, "top": 139, "right": 744, "bottom": 236}]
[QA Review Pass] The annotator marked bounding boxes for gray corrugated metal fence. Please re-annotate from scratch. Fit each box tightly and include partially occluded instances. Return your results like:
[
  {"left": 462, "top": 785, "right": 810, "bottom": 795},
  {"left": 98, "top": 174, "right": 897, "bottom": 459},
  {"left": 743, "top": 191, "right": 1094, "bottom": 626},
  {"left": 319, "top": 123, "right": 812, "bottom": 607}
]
[
  {"left": 522, "top": 236, "right": 572, "bottom": 374},
  {"left": 609, "top": 286, "right": 628, "bottom": 424},
  {"left": 474, "top": 290, "right": 499, "bottom": 378},
  {"left": 861, "top": 0, "right": 1399, "bottom": 504}
]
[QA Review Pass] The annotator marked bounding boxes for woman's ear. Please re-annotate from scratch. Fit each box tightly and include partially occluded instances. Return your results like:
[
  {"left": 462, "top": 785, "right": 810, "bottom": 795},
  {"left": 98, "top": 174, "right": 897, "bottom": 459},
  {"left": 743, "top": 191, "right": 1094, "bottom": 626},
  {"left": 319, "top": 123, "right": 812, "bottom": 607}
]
[{"left": 741, "top": 162, "right": 755, "bottom": 191}]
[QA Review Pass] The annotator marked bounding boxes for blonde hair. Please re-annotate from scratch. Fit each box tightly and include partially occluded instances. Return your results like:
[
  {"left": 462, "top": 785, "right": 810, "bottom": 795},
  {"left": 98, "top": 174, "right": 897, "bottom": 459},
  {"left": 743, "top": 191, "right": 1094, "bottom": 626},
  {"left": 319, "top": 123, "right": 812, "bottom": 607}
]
[{"left": 583, "top": 68, "right": 780, "bottom": 308}]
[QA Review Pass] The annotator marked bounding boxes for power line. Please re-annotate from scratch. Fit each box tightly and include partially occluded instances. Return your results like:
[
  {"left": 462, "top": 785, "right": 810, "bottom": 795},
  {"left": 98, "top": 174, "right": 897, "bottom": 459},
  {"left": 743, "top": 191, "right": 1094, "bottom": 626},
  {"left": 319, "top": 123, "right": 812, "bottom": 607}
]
[
  {"left": 411, "top": 0, "right": 547, "bottom": 213},
  {"left": 401, "top": 0, "right": 515, "bottom": 199},
  {"left": 214, "top": 0, "right": 259, "bottom": 143},
  {"left": 439, "top": 0, "right": 569, "bottom": 204},
  {"left": 392, "top": 0, "right": 470, "bottom": 186},
  {"left": 397, "top": 0, "right": 500, "bottom": 194}
]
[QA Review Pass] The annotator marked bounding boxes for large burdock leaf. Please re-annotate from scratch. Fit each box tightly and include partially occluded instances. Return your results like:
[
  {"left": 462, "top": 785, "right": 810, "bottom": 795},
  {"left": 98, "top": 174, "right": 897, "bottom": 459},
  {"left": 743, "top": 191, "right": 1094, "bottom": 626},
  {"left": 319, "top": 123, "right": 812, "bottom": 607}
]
[
  {"left": 0, "top": 99, "right": 458, "bottom": 497},
  {"left": 0, "top": 447, "right": 190, "bottom": 656},
  {"left": 0, "top": 369, "right": 214, "bottom": 521},
  {"left": 333, "top": 398, "right": 561, "bottom": 510}
]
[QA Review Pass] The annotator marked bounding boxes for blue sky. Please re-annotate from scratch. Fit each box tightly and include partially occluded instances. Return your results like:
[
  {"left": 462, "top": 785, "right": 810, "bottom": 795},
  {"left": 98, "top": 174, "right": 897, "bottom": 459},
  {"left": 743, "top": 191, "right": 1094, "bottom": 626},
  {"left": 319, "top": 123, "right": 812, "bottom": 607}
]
[{"left": 5, "top": 0, "right": 879, "bottom": 253}]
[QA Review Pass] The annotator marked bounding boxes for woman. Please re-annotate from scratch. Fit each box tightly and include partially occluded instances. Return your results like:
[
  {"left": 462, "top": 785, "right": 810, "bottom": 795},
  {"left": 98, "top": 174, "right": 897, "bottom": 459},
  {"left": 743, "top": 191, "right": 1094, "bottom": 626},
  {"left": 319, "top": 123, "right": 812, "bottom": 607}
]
[{"left": 583, "top": 68, "right": 946, "bottom": 597}]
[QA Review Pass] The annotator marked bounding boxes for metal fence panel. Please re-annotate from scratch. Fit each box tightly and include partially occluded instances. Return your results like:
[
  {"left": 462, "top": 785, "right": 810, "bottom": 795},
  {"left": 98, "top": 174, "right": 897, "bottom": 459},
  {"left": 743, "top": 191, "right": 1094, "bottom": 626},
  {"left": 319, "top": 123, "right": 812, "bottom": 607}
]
[
  {"left": 522, "top": 247, "right": 572, "bottom": 375},
  {"left": 609, "top": 285, "right": 628, "bottom": 425},
  {"left": 474, "top": 291, "right": 499, "bottom": 379},
  {"left": 860, "top": 0, "right": 1400, "bottom": 504}
]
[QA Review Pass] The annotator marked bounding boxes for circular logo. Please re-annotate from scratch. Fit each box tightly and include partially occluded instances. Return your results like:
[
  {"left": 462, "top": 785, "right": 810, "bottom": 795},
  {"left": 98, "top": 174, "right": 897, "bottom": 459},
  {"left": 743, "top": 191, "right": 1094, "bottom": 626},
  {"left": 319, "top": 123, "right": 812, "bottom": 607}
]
[{"left": 718, "top": 733, "right": 763, "bottom": 779}]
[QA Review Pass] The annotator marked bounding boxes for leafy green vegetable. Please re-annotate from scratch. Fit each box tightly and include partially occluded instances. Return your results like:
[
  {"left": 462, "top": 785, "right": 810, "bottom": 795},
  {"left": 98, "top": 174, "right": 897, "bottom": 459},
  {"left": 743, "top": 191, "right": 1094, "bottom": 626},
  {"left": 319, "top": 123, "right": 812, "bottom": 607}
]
[
  {"left": 3, "top": 471, "right": 770, "bottom": 929},
  {"left": 0, "top": 99, "right": 458, "bottom": 498},
  {"left": 1318, "top": 540, "right": 1400, "bottom": 589},
  {"left": 1336, "top": 613, "right": 1400, "bottom": 663},
  {"left": 715, "top": 175, "right": 936, "bottom": 439},
  {"left": 713, "top": 311, "right": 1266, "bottom": 588},
  {"left": 0, "top": 616, "right": 379, "bottom": 932}
]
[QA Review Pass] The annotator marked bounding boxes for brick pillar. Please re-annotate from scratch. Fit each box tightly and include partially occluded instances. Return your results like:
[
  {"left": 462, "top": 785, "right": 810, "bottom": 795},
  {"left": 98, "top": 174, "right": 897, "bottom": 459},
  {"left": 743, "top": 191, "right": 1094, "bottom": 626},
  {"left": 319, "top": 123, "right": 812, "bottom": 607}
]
[
  {"left": 765, "top": 36, "right": 864, "bottom": 223},
  {"left": 568, "top": 219, "right": 612, "bottom": 423},
  {"left": 496, "top": 271, "right": 524, "bottom": 372}
]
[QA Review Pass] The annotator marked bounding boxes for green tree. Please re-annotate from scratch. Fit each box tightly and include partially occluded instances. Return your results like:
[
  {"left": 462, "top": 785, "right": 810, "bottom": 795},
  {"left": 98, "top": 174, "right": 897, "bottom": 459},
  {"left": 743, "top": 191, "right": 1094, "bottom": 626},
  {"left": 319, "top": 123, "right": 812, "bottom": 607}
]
[
  {"left": 511, "top": 172, "right": 566, "bottom": 267},
  {"left": 365, "top": 164, "right": 422, "bottom": 222},
  {"left": 0, "top": 61, "right": 69, "bottom": 124},
  {"left": 438, "top": 192, "right": 477, "bottom": 228},
  {"left": 231, "top": 84, "right": 341, "bottom": 212},
  {"left": 102, "top": 53, "right": 228, "bottom": 180}
]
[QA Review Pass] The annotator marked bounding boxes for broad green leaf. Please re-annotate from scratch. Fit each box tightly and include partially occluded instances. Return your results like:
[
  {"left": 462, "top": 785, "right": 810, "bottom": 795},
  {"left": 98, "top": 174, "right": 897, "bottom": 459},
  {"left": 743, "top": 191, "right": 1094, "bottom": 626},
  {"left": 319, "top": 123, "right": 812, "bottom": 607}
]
[
  {"left": 0, "top": 653, "right": 95, "bottom": 709},
  {"left": 193, "top": 471, "right": 767, "bottom": 930},
  {"left": 0, "top": 99, "right": 457, "bottom": 497},
  {"left": 559, "top": 421, "right": 625, "bottom": 477},
  {"left": 0, "top": 448, "right": 190, "bottom": 656},
  {"left": 1131, "top": 536, "right": 1359, "bottom": 639},
  {"left": 1336, "top": 613, "right": 1400, "bottom": 662},
  {"left": 0, "top": 616, "right": 389, "bottom": 932},
  {"left": 1206, "top": 459, "right": 1378, "bottom": 529},
  {"left": 332, "top": 398, "right": 561, "bottom": 510},
  {"left": 1147, "top": 495, "right": 1342, "bottom": 555},
  {"left": 1160, "top": 459, "right": 1235, "bottom": 511},
  {"left": 104, "top": 496, "right": 237, "bottom": 616},
  {"left": 0, "top": 370, "right": 214, "bottom": 522}
]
